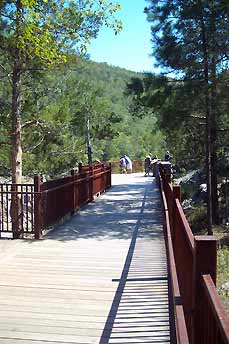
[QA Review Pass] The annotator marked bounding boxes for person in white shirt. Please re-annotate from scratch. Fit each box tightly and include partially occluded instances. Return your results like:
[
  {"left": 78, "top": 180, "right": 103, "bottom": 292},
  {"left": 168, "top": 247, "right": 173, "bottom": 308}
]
[{"left": 124, "top": 155, "right": 132, "bottom": 173}]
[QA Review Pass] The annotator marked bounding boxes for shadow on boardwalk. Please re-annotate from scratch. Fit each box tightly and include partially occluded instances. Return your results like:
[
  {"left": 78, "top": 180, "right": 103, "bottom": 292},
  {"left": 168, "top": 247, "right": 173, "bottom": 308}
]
[
  {"left": 97, "top": 176, "right": 170, "bottom": 343},
  {"left": 45, "top": 174, "right": 164, "bottom": 242},
  {"left": 45, "top": 174, "right": 170, "bottom": 343}
]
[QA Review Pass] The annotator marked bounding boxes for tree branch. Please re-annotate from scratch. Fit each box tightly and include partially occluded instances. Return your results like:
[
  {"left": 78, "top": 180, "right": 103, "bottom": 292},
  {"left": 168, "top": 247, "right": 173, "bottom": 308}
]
[
  {"left": 21, "top": 119, "right": 45, "bottom": 130},
  {"left": 24, "top": 136, "right": 45, "bottom": 153},
  {"left": 190, "top": 114, "right": 206, "bottom": 119},
  {"left": 216, "top": 128, "right": 229, "bottom": 132},
  {"left": 0, "top": 63, "right": 12, "bottom": 85}
]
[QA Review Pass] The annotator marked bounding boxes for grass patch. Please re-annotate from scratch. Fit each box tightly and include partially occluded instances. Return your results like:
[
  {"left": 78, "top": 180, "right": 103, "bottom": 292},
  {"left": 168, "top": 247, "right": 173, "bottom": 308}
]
[
  {"left": 215, "top": 229, "right": 229, "bottom": 314},
  {"left": 217, "top": 246, "right": 229, "bottom": 314}
]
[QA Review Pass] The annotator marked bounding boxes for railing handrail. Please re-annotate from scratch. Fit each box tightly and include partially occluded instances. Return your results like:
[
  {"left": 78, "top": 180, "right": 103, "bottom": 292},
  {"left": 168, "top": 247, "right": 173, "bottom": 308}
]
[
  {"left": 158, "top": 162, "right": 229, "bottom": 344},
  {"left": 159, "top": 173, "right": 190, "bottom": 344},
  {"left": 202, "top": 274, "right": 229, "bottom": 343},
  {"left": 174, "top": 198, "right": 195, "bottom": 251},
  {"left": 40, "top": 170, "right": 108, "bottom": 195}
]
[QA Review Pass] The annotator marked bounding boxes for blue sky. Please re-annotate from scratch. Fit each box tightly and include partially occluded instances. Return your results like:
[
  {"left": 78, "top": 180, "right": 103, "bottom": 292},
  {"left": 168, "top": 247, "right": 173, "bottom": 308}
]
[{"left": 87, "top": 0, "right": 159, "bottom": 73}]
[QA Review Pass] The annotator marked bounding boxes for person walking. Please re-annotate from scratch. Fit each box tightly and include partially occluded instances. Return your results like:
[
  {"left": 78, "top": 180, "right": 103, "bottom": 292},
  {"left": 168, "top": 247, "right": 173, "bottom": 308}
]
[
  {"left": 120, "top": 156, "right": 127, "bottom": 174},
  {"left": 124, "top": 155, "right": 132, "bottom": 174},
  {"left": 144, "top": 154, "right": 152, "bottom": 176}
]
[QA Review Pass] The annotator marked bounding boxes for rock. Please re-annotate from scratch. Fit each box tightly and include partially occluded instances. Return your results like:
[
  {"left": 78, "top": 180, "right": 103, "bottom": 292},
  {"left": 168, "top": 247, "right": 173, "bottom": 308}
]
[
  {"left": 200, "top": 184, "right": 207, "bottom": 192},
  {"left": 174, "top": 169, "right": 204, "bottom": 186},
  {"left": 182, "top": 198, "right": 193, "bottom": 210},
  {"left": 0, "top": 176, "right": 33, "bottom": 184},
  {"left": 219, "top": 282, "right": 229, "bottom": 297}
]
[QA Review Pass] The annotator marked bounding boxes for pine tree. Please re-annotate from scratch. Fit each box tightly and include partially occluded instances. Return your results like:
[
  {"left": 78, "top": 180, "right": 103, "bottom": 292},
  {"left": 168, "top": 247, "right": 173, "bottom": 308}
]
[{"left": 145, "top": 0, "right": 229, "bottom": 232}]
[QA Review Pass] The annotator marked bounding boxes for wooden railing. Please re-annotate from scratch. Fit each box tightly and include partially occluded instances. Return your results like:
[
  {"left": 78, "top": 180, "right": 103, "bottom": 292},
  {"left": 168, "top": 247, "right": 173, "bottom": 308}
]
[
  {"left": 0, "top": 183, "right": 34, "bottom": 237},
  {"left": 201, "top": 275, "right": 229, "bottom": 343},
  {"left": 0, "top": 162, "right": 111, "bottom": 239},
  {"left": 160, "top": 176, "right": 190, "bottom": 344},
  {"left": 159, "top": 164, "right": 229, "bottom": 344}
]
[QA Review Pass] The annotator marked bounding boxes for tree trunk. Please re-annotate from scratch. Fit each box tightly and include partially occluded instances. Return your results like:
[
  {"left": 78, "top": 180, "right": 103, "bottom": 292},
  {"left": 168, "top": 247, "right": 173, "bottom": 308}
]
[
  {"left": 11, "top": 62, "right": 22, "bottom": 185},
  {"left": 210, "top": 2, "right": 219, "bottom": 224},
  {"left": 83, "top": 95, "right": 93, "bottom": 166},
  {"left": 211, "top": 145, "right": 219, "bottom": 224},
  {"left": 10, "top": 0, "right": 23, "bottom": 238},
  {"left": 205, "top": 92, "right": 213, "bottom": 234},
  {"left": 199, "top": 4, "right": 213, "bottom": 234},
  {"left": 86, "top": 109, "right": 92, "bottom": 165},
  {"left": 11, "top": 60, "right": 23, "bottom": 238}
]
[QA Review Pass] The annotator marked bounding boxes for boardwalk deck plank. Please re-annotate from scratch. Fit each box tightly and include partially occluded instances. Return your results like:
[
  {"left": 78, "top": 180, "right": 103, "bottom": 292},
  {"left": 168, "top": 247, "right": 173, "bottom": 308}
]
[{"left": 0, "top": 174, "right": 170, "bottom": 344}]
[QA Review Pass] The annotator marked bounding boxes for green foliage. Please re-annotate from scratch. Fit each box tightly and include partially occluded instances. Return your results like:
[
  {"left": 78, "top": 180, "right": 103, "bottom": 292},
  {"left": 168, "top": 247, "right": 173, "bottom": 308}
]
[
  {"left": 217, "top": 243, "right": 229, "bottom": 313},
  {"left": 145, "top": 0, "right": 228, "bottom": 78},
  {"left": 0, "top": 56, "right": 166, "bottom": 176},
  {"left": 0, "top": 0, "right": 124, "bottom": 184},
  {"left": 0, "top": 0, "right": 122, "bottom": 64},
  {"left": 186, "top": 203, "right": 208, "bottom": 234},
  {"left": 145, "top": 0, "right": 229, "bottom": 228},
  {"left": 126, "top": 73, "right": 205, "bottom": 168},
  {"left": 218, "top": 247, "right": 229, "bottom": 276}
]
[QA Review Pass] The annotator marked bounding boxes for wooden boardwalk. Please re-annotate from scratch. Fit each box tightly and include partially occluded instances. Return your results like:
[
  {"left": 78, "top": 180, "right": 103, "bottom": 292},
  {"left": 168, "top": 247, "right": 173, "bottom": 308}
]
[{"left": 0, "top": 173, "right": 170, "bottom": 344}]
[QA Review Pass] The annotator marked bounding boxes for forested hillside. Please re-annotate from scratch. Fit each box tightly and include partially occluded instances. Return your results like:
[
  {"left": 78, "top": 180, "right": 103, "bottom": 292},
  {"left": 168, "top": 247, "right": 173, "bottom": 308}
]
[{"left": 0, "top": 58, "right": 165, "bottom": 177}]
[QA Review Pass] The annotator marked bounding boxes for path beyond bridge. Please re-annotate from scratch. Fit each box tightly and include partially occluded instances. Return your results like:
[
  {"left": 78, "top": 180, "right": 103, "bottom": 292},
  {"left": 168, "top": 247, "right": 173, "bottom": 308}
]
[{"left": 0, "top": 173, "right": 170, "bottom": 343}]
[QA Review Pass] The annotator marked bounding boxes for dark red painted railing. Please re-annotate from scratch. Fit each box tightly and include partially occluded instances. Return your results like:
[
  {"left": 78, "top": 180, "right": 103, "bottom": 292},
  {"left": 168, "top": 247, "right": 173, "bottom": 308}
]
[
  {"left": 201, "top": 275, "right": 229, "bottom": 344},
  {"left": 159, "top": 169, "right": 190, "bottom": 344},
  {"left": 0, "top": 162, "right": 111, "bottom": 239},
  {"left": 0, "top": 183, "right": 34, "bottom": 237},
  {"left": 159, "top": 164, "right": 229, "bottom": 344},
  {"left": 34, "top": 162, "right": 111, "bottom": 239}
]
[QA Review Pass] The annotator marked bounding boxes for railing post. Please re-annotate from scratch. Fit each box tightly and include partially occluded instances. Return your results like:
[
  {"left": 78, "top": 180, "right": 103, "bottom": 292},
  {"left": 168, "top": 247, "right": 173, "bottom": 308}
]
[
  {"left": 11, "top": 183, "right": 21, "bottom": 239},
  {"left": 34, "top": 175, "right": 42, "bottom": 239},
  {"left": 89, "top": 166, "right": 94, "bottom": 202},
  {"left": 101, "top": 163, "right": 105, "bottom": 192},
  {"left": 108, "top": 162, "right": 112, "bottom": 188},
  {"left": 193, "top": 235, "right": 217, "bottom": 344},
  {"left": 78, "top": 162, "right": 82, "bottom": 174},
  {"left": 173, "top": 185, "right": 181, "bottom": 202},
  {"left": 71, "top": 169, "right": 76, "bottom": 215}
]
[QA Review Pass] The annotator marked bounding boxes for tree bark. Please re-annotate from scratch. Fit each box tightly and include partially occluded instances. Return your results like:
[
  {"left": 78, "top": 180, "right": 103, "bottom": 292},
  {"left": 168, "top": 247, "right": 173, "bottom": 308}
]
[
  {"left": 85, "top": 98, "right": 92, "bottom": 165},
  {"left": 210, "top": 2, "right": 219, "bottom": 224},
  {"left": 10, "top": 0, "right": 23, "bottom": 238},
  {"left": 211, "top": 82, "right": 219, "bottom": 224},
  {"left": 86, "top": 110, "right": 92, "bottom": 165},
  {"left": 11, "top": 61, "right": 22, "bottom": 185},
  {"left": 199, "top": 3, "right": 213, "bottom": 234}
]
